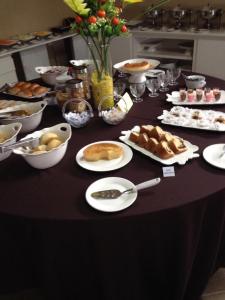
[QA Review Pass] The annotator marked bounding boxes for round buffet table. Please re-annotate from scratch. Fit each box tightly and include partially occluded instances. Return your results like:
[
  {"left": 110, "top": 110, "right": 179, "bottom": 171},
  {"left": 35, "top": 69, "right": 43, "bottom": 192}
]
[{"left": 0, "top": 74, "right": 225, "bottom": 300}]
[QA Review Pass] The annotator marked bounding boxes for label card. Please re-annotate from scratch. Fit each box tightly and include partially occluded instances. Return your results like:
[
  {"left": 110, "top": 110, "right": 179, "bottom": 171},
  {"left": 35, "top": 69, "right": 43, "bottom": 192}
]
[
  {"left": 162, "top": 166, "right": 175, "bottom": 177},
  {"left": 117, "top": 92, "right": 133, "bottom": 113}
]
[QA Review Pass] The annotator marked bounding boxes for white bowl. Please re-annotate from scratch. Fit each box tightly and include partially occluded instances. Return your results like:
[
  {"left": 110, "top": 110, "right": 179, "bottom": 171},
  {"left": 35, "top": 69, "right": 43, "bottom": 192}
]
[
  {"left": 0, "top": 122, "right": 22, "bottom": 161},
  {"left": 185, "top": 75, "right": 206, "bottom": 89},
  {"left": 13, "top": 123, "right": 72, "bottom": 169},
  {"left": 0, "top": 100, "right": 47, "bottom": 133},
  {"left": 35, "top": 66, "right": 68, "bottom": 85}
]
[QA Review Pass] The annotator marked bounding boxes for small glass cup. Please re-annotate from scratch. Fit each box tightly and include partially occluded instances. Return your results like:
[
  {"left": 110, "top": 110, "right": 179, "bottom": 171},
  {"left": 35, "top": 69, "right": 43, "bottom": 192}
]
[
  {"left": 158, "top": 71, "right": 170, "bottom": 92},
  {"left": 196, "top": 88, "right": 203, "bottom": 101},
  {"left": 179, "top": 88, "right": 187, "bottom": 101},
  {"left": 146, "top": 77, "right": 160, "bottom": 97},
  {"left": 113, "top": 79, "right": 126, "bottom": 102},
  {"left": 168, "top": 67, "right": 181, "bottom": 86},
  {"left": 129, "top": 82, "right": 146, "bottom": 103},
  {"left": 187, "top": 89, "right": 195, "bottom": 102},
  {"left": 213, "top": 88, "right": 221, "bottom": 101},
  {"left": 204, "top": 87, "right": 214, "bottom": 102}
]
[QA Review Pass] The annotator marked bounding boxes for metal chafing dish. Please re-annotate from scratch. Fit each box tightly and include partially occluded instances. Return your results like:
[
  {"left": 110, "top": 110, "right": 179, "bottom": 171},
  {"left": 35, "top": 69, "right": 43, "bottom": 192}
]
[{"left": 171, "top": 5, "right": 187, "bottom": 29}]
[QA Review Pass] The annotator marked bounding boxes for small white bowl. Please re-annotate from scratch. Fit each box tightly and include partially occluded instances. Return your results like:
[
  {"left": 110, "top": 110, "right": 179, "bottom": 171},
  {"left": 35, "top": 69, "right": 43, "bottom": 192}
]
[
  {"left": 13, "top": 123, "right": 72, "bottom": 169},
  {"left": 0, "top": 122, "right": 22, "bottom": 161},
  {"left": 185, "top": 75, "right": 206, "bottom": 89},
  {"left": 0, "top": 100, "right": 47, "bottom": 133},
  {"left": 35, "top": 66, "right": 68, "bottom": 85}
]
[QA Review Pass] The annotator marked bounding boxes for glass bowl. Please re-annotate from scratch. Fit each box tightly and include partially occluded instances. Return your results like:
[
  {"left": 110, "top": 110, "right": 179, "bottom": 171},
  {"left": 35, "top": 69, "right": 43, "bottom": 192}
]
[
  {"left": 62, "top": 98, "right": 94, "bottom": 128},
  {"left": 98, "top": 95, "right": 127, "bottom": 125}
]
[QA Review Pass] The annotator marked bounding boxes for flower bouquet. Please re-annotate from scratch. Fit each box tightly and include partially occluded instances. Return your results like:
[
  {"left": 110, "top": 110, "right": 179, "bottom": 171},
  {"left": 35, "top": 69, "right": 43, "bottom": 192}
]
[{"left": 64, "top": 0, "right": 169, "bottom": 108}]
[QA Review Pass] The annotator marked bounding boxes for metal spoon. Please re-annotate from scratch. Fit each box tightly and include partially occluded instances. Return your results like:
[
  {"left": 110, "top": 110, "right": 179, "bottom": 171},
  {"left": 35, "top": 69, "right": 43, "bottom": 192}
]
[{"left": 91, "top": 177, "right": 161, "bottom": 199}]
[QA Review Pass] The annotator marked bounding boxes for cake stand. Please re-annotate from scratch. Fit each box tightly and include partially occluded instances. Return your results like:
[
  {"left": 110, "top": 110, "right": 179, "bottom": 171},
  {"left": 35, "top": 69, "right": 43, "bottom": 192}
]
[{"left": 113, "top": 58, "right": 160, "bottom": 83}]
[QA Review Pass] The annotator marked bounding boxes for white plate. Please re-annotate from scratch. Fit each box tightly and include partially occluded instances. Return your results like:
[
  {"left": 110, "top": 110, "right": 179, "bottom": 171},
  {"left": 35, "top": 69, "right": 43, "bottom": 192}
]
[
  {"left": 76, "top": 141, "right": 133, "bottom": 172},
  {"left": 203, "top": 144, "right": 225, "bottom": 170},
  {"left": 167, "top": 90, "right": 225, "bottom": 105},
  {"left": 158, "top": 106, "right": 225, "bottom": 132},
  {"left": 113, "top": 58, "right": 160, "bottom": 74},
  {"left": 85, "top": 177, "right": 137, "bottom": 212},
  {"left": 119, "top": 126, "right": 199, "bottom": 165},
  {"left": 145, "top": 69, "right": 165, "bottom": 77}
]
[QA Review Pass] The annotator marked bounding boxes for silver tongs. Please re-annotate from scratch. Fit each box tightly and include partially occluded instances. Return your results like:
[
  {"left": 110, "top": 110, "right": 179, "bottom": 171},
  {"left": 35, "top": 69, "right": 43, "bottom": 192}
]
[{"left": 0, "top": 137, "right": 39, "bottom": 153}]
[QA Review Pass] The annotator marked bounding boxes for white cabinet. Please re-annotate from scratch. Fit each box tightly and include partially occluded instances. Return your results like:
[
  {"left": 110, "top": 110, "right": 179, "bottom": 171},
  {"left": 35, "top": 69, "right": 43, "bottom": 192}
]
[
  {"left": 0, "top": 56, "right": 17, "bottom": 85},
  {"left": 194, "top": 39, "right": 225, "bottom": 80}
]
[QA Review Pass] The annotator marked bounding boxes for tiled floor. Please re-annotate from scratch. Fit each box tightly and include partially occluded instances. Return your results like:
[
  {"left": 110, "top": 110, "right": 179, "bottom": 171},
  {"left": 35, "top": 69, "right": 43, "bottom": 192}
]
[{"left": 0, "top": 269, "right": 225, "bottom": 300}]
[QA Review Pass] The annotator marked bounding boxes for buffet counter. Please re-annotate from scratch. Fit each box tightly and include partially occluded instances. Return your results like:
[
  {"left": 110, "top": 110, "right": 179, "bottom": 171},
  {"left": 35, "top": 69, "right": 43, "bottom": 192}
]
[{"left": 0, "top": 74, "right": 225, "bottom": 300}]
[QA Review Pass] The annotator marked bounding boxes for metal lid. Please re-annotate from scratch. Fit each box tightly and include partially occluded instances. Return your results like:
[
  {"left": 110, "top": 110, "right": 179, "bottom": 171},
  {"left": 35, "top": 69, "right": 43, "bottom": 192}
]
[{"left": 66, "top": 79, "right": 83, "bottom": 88}]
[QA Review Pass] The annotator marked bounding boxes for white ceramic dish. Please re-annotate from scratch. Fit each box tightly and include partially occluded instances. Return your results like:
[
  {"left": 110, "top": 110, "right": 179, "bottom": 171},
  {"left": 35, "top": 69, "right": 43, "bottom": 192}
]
[
  {"left": 0, "top": 100, "right": 47, "bottom": 133},
  {"left": 0, "top": 122, "right": 22, "bottom": 161},
  {"left": 166, "top": 90, "right": 225, "bottom": 105},
  {"left": 13, "top": 123, "right": 72, "bottom": 169},
  {"left": 85, "top": 177, "right": 137, "bottom": 212},
  {"left": 113, "top": 58, "right": 160, "bottom": 74},
  {"left": 158, "top": 106, "right": 225, "bottom": 131},
  {"left": 203, "top": 144, "right": 225, "bottom": 170},
  {"left": 184, "top": 75, "right": 206, "bottom": 89},
  {"left": 35, "top": 66, "right": 68, "bottom": 85},
  {"left": 2, "top": 83, "right": 50, "bottom": 99},
  {"left": 119, "top": 126, "right": 199, "bottom": 165},
  {"left": 76, "top": 141, "right": 133, "bottom": 172}
]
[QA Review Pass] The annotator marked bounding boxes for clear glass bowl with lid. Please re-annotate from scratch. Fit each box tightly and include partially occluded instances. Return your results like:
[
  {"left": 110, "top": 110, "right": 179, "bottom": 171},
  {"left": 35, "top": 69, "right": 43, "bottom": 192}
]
[
  {"left": 98, "top": 95, "right": 128, "bottom": 125},
  {"left": 62, "top": 98, "right": 94, "bottom": 128}
]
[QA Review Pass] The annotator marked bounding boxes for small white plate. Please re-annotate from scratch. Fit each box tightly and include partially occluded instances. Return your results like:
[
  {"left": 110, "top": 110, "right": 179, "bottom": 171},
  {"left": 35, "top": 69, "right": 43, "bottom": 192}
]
[
  {"left": 145, "top": 69, "right": 165, "bottom": 78},
  {"left": 85, "top": 177, "right": 137, "bottom": 212},
  {"left": 113, "top": 58, "right": 160, "bottom": 74},
  {"left": 203, "top": 144, "right": 225, "bottom": 170},
  {"left": 76, "top": 141, "right": 133, "bottom": 172}
]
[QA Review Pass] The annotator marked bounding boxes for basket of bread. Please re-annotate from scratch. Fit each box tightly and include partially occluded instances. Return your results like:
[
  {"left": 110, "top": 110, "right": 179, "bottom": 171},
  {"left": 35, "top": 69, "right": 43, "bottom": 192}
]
[
  {"left": 13, "top": 123, "right": 72, "bottom": 169},
  {"left": 119, "top": 125, "right": 199, "bottom": 165}
]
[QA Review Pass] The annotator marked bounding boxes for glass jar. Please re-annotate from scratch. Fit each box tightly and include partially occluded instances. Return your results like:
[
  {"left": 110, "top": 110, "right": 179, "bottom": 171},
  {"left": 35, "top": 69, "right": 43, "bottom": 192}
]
[
  {"left": 70, "top": 66, "right": 91, "bottom": 100},
  {"left": 55, "top": 82, "right": 70, "bottom": 108},
  {"left": 65, "top": 79, "right": 85, "bottom": 99}
]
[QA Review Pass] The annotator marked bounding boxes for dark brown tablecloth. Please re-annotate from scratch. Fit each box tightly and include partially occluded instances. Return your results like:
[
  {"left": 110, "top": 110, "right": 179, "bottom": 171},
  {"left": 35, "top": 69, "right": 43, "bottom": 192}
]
[{"left": 0, "top": 74, "right": 225, "bottom": 300}]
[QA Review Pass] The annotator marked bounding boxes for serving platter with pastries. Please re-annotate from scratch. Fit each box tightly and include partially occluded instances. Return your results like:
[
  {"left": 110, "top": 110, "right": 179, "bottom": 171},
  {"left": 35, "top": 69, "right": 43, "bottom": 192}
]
[
  {"left": 119, "top": 125, "right": 199, "bottom": 165},
  {"left": 1, "top": 82, "right": 50, "bottom": 99},
  {"left": 158, "top": 106, "right": 225, "bottom": 131},
  {"left": 76, "top": 141, "right": 133, "bottom": 172}
]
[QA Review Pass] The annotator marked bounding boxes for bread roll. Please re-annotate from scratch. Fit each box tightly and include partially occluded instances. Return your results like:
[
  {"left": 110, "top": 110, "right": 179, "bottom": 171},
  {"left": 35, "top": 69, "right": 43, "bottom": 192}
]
[
  {"left": 32, "top": 144, "right": 47, "bottom": 153},
  {"left": 83, "top": 143, "right": 123, "bottom": 161},
  {"left": 30, "top": 84, "right": 40, "bottom": 91},
  {"left": 8, "top": 87, "right": 21, "bottom": 95},
  {"left": 15, "top": 82, "right": 26, "bottom": 87},
  {"left": 17, "top": 89, "right": 33, "bottom": 98},
  {"left": 33, "top": 86, "right": 48, "bottom": 96},
  {"left": 46, "top": 138, "right": 62, "bottom": 151},
  {"left": 40, "top": 132, "right": 59, "bottom": 145},
  {"left": 20, "top": 83, "right": 32, "bottom": 89}
]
